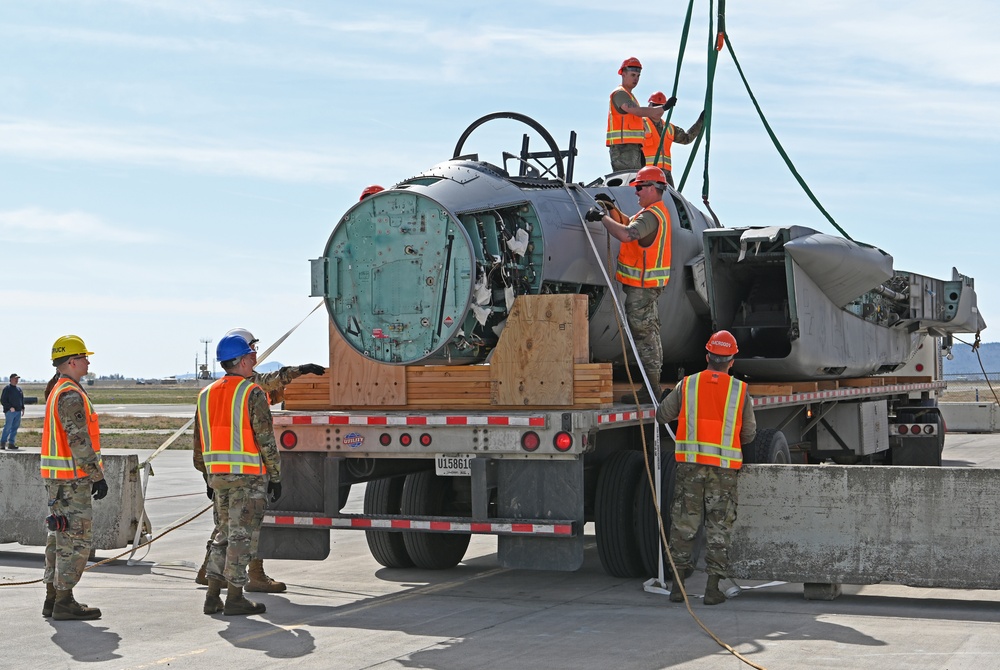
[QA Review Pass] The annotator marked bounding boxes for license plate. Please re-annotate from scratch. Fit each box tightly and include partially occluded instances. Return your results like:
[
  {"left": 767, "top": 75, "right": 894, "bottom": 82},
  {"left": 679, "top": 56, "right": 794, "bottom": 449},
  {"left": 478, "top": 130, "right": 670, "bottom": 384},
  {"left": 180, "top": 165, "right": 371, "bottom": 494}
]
[{"left": 435, "top": 454, "right": 472, "bottom": 476}]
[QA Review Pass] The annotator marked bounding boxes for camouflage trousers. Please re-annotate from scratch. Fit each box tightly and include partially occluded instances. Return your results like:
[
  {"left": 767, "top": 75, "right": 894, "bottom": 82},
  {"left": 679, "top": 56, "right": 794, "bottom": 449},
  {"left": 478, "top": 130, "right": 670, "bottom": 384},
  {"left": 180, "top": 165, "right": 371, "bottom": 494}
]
[
  {"left": 623, "top": 284, "right": 664, "bottom": 393},
  {"left": 43, "top": 478, "right": 93, "bottom": 591},
  {"left": 206, "top": 475, "right": 267, "bottom": 587},
  {"left": 669, "top": 462, "right": 739, "bottom": 578},
  {"left": 609, "top": 144, "right": 644, "bottom": 171}
]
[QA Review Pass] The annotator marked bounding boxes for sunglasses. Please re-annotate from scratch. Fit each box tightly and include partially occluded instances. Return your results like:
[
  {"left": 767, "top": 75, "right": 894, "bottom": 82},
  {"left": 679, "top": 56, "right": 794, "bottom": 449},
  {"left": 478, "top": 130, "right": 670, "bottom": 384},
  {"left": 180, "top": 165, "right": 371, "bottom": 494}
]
[
  {"left": 634, "top": 183, "right": 655, "bottom": 193},
  {"left": 70, "top": 355, "right": 89, "bottom": 363}
]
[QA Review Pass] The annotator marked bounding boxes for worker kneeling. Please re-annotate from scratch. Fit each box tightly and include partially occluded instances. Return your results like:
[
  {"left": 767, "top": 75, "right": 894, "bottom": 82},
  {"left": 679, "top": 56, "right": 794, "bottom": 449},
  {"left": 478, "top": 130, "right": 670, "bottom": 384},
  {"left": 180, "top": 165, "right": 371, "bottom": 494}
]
[{"left": 655, "top": 331, "right": 756, "bottom": 605}]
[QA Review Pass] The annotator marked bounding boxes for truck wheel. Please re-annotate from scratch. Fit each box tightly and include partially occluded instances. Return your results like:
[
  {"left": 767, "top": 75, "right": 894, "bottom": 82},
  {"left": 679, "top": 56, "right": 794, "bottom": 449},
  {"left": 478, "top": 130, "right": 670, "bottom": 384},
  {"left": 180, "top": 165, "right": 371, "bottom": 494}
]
[
  {"left": 364, "top": 476, "right": 414, "bottom": 569},
  {"left": 401, "top": 471, "right": 471, "bottom": 570},
  {"left": 595, "top": 450, "right": 646, "bottom": 578},
  {"left": 634, "top": 453, "right": 676, "bottom": 578},
  {"left": 751, "top": 429, "right": 791, "bottom": 464}
]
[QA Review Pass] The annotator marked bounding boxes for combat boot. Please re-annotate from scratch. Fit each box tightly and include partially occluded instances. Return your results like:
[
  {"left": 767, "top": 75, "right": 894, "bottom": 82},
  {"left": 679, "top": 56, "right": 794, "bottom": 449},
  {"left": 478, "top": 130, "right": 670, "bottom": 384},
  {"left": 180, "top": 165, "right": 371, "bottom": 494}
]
[
  {"left": 223, "top": 584, "right": 266, "bottom": 616},
  {"left": 203, "top": 578, "right": 224, "bottom": 615},
  {"left": 52, "top": 589, "right": 101, "bottom": 620},
  {"left": 196, "top": 541, "right": 212, "bottom": 585},
  {"left": 704, "top": 575, "right": 727, "bottom": 605},
  {"left": 669, "top": 576, "right": 686, "bottom": 603},
  {"left": 42, "top": 582, "right": 56, "bottom": 617},
  {"left": 246, "top": 558, "right": 285, "bottom": 593}
]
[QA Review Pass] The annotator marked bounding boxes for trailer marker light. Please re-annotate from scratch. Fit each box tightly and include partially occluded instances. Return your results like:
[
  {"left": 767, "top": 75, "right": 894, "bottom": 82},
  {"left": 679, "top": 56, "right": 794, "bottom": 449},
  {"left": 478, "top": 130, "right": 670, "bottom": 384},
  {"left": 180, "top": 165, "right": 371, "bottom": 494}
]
[
  {"left": 521, "top": 431, "right": 540, "bottom": 452},
  {"left": 379, "top": 433, "right": 392, "bottom": 446},
  {"left": 553, "top": 432, "right": 573, "bottom": 452},
  {"left": 923, "top": 425, "right": 934, "bottom": 435},
  {"left": 279, "top": 430, "right": 298, "bottom": 449},
  {"left": 400, "top": 433, "right": 412, "bottom": 446},
  {"left": 420, "top": 433, "right": 432, "bottom": 447},
  {"left": 898, "top": 425, "right": 909, "bottom": 434}
]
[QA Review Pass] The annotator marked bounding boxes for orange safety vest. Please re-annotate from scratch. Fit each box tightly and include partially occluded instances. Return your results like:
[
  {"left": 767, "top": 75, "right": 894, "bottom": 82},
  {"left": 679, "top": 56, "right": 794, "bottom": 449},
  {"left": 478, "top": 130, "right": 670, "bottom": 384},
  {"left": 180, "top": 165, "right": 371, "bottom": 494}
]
[
  {"left": 41, "top": 378, "right": 103, "bottom": 480},
  {"left": 674, "top": 370, "right": 747, "bottom": 469},
  {"left": 606, "top": 87, "right": 646, "bottom": 146},
  {"left": 642, "top": 119, "right": 674, "bottom": 169},
  {"left": 197, "top": 375, "right": 265, "bottom": 475},
  {"left": 615, "top": 200, "right": 671, "bottom": 287}
]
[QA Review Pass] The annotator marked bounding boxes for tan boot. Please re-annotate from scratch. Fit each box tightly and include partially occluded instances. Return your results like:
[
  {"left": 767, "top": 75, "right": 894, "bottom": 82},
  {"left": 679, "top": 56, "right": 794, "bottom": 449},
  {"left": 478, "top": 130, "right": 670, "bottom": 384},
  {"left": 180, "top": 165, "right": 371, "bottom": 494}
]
[
  {"left": 42, "top": 582, "right": 56, "bottom": 618},
  {"left": 52, "top": 589, "right": 101, "bottom": 621},
  {"left": 704, "top": 575, "right": 727, "bottom": 605},
  {"left": 223, "top": 584, "right": 266, "bottom": 616},
  {"left": 246, "top": 558, "right": 285, "bottom": 593},
  {"left": 203, "top": 578, "right": 224, "bottom": 615},
  {"left": 196, "top": 541, "right": 211, "bottom": 585}
]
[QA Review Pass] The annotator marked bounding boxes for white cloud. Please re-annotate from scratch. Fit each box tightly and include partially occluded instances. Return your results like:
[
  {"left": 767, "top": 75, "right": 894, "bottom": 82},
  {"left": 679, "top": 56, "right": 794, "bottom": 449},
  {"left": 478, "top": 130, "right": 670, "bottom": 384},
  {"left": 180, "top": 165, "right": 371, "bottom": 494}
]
[
  {"left": 0, "top": 119, "right": 350, "bottom": 182},
  {"left": 0, "top": 207, "right": 157, "bottom": 244}
]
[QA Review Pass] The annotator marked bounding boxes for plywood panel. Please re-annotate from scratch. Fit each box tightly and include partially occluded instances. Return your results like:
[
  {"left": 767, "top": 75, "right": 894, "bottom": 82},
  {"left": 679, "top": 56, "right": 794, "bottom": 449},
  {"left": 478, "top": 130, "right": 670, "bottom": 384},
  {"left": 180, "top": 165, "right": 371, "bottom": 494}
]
[{"left": 328, "top": 320, "right": 407, "bottom": 405}]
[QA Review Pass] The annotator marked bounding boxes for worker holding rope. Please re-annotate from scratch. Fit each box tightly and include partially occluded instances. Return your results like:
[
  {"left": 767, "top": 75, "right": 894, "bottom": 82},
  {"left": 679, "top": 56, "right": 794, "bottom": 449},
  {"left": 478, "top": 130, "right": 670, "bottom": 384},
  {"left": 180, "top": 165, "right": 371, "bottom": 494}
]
[
  {"left": 41, "top": 335, "right": 108, "bottom": 621},
  {"left": 656, "top": 331, "right": 756, "bottom": 605},
  {"left": 194, "top": 333, "right": 283, "bottom": 616},
  {"left": 606, "top": 57, "right": 669, "bottom": 171},
  {"left": 642, "top": 91, "right": 704, "bottom": 187}
]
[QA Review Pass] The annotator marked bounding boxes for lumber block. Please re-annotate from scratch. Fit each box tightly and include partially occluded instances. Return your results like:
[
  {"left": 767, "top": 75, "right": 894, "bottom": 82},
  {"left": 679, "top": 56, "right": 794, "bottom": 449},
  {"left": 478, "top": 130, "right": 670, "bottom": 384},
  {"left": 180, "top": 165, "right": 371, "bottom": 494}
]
[
  {"left": 328, "top": 320, "right": 406, "bottom": 405},
  {"left": 748, "top": 384, "right": 794, "bottom": 397}
]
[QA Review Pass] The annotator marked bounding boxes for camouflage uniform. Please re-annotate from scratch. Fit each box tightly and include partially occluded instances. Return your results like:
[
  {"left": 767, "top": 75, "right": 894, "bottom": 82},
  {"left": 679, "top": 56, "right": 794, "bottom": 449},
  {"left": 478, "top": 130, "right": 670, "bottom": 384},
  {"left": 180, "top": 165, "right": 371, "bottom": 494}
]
[
  {"left": 656, "top": 378, "right": 756, "bottom": 577},
  {"left": 199, "top": 367, "right": 300, "bottom": 562},
  {"left": 43, "top": 380, "right": 105, "bottom": 591},
  {"left": 194, "top": 375, "right": 281, "bottom": 587},
  {"left": 621, "top": 209, "right": 665, "bottom": 397}
]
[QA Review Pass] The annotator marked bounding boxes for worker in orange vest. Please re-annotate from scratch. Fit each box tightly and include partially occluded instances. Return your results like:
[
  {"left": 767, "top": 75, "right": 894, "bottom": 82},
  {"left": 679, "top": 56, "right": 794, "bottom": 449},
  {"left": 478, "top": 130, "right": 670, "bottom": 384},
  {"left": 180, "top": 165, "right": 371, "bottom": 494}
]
[
  {"left": 586, "top": 165, "right": 673, "bottom": 401},
  {"left": 655, "top": 330, "right": 757, "bottom": 605},
  {"left": 606, "top": 57, "right": 671, "bottom": 171},
  {"left": 641, "top": 91, "right": 704, "bottom": 187},
  {"left": 194, "top": 333, "right": 282, "bottom": 616},
  {"left": 41, "top": 335, "right": 107, "bottom": 621}
]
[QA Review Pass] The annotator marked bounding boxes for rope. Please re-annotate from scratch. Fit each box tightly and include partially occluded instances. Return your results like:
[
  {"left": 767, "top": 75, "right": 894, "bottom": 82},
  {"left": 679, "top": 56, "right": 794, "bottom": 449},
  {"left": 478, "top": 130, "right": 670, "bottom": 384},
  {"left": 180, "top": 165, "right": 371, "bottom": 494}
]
[
  {"left": 651, "top": 0, "right": 697, "bottom": 167},
  {"left": 722, "top": 32, "right": 852, "bottom": 241},
  {"left": 1, "top": 502, "right": 212, "bottom": 587}
]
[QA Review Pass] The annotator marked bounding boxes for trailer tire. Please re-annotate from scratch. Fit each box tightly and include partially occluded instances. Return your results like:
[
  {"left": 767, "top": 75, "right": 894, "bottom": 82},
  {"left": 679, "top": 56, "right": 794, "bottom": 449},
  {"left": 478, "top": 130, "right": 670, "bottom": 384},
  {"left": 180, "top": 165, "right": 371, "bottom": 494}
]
[
  {"left": 364, "top": 476, "right": 414, "bottom": 569},
  {"left": 401, "top": 471, "right": 471, "bottom": 570},
  {"left": 751, "top": 429, "right": 791, "bottom": 464},
  {"left": 634, "top": 453, "right": 676, "bottom": 578},
  {"left": 595, "top": 450, "right": 646, "bottom": 578}
]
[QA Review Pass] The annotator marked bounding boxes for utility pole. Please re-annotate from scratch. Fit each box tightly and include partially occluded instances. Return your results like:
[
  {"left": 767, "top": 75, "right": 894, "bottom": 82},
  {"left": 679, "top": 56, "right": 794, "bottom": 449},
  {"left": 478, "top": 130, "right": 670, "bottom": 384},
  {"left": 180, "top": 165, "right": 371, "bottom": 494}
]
[{"left": 200, "top": 338, "right": 212, "bottom": 379}]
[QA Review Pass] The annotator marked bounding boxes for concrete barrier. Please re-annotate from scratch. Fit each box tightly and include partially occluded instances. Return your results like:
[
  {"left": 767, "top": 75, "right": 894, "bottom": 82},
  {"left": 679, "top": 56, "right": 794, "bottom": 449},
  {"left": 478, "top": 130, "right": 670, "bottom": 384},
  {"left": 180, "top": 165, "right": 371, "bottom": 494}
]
[
  {"left": 0, "top": 452, "right": 146, "bottom": 550},
  {"left": 731, "top": 464, "right": 1000, "bottom": 592},
  {"left": 939, "top": 401, "right": 999, "bottom": 433}
]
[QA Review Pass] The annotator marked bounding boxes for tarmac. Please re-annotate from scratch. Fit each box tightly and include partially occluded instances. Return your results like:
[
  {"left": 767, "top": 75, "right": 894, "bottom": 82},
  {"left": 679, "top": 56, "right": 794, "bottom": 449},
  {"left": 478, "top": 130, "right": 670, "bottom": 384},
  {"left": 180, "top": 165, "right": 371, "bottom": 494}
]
[{"left": 2, "top": 434, "right": 1000, "bottom": 670}]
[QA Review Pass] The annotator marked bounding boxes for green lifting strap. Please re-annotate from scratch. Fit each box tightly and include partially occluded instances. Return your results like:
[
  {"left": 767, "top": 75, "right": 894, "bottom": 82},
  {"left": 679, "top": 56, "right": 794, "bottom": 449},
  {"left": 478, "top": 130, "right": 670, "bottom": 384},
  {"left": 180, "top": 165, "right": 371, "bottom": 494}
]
[
  {"left": 651, "top": 0, "right": 696, "bottom": 167},
  {"left": 723, "top": 32, "right": 853, "bottom": 240}
]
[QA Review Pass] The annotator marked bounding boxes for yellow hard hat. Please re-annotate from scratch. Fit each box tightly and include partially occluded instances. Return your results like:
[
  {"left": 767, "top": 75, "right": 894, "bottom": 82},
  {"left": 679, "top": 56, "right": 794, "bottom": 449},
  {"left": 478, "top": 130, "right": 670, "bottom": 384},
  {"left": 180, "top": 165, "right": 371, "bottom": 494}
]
[{"left": 51, "top": 334, "right": 94, "bottom": 361}]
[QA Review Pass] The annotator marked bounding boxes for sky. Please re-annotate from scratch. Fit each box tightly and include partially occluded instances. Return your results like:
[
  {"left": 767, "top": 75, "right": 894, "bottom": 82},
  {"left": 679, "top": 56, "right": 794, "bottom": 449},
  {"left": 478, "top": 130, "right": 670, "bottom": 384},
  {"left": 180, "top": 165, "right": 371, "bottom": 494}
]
[{"left": 2, "top": 0, "right": 998, "bottom": 381}]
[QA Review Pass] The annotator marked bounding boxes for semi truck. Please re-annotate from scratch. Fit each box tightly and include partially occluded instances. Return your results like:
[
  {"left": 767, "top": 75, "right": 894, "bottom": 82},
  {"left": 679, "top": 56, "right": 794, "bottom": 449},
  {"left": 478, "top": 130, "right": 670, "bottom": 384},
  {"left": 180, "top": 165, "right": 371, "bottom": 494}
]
[{"left": 258, "top": 113, "right": 985, "bottom": 578}]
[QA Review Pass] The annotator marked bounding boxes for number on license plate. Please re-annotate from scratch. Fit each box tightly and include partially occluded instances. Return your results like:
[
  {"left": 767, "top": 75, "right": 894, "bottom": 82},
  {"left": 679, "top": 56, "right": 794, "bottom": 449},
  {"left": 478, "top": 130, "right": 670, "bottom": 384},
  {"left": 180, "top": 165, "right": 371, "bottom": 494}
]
[{"left": 435, "top": 454, "right": 472, "bottom": 476}]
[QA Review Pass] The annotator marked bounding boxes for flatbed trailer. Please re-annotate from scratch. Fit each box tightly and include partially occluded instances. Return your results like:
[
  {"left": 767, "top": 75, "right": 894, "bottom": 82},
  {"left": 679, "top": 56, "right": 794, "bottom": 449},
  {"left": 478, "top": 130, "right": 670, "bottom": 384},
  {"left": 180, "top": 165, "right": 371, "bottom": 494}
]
[{"left": 259, "top": 378, "right": 945, "bottom": 577}]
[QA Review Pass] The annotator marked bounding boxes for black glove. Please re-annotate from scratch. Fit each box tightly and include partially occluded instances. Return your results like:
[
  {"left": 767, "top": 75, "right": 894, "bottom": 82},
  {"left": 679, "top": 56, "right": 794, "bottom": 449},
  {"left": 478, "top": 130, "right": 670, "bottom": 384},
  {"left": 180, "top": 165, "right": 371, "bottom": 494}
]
[
  {"left": 91, "top": 479, "right": 109, "bottom": 501},
  {"left": 297, "top": 363, "right": 326, "bottom": 376},
  {"left": 206, "top": 484, "right": 214, "bottom": 500},
  {"left": 267, "top": 481, "right": 282, "bottom": 503},
  {"left": 585, "top": 207, "right": 605, "bottom": 222},
  {"left": 665, "top": 96, "right": 677, "bottom": 109}
]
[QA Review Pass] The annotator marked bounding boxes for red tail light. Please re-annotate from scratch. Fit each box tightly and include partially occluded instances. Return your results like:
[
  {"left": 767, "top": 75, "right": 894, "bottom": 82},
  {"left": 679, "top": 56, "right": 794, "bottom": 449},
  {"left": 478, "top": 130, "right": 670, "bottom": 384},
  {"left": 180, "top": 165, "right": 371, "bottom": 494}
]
[{"left": 553, "top": 432, "right": 573, "bottom": 452}]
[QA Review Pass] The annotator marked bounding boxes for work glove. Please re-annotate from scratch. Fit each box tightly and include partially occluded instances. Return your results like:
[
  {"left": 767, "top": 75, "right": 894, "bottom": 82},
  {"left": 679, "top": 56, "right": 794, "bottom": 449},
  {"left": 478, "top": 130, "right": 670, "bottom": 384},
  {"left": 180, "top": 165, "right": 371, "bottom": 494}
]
[
  {"left": 206, "top": 484, "right": 214, "bottom": 501},
  {"left": 91, "top": 479, "right": 109, "bottom": 501},
  {"left": 267, "top": 481, "right": 282, "bottom": 503},
  {"left": 297, "top": 363, "right": 326, "bottom": 376},
  {"left": 584, "top": 207, "right": 605, "bottom": 222},
  {"left": 665, "top": 96, "right": 677, "bottom": 109}
]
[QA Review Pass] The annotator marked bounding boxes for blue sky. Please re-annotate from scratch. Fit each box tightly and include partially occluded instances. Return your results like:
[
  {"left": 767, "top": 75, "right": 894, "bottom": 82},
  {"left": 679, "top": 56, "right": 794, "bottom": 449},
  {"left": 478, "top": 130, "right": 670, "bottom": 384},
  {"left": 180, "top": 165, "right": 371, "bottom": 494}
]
[{"left": 2, "top": 0, "right": 997, "bottom": 380}]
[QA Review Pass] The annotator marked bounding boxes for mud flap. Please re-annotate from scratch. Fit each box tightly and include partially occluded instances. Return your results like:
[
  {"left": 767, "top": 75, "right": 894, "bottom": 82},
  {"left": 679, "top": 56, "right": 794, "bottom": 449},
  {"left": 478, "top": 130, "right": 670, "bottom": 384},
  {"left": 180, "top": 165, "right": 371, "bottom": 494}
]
[
  {"left": 257, "top": 453, "right": 340, "bottom": 560},
  {"left": 496, "top": 459, "right": 584, "bottom": 571}
]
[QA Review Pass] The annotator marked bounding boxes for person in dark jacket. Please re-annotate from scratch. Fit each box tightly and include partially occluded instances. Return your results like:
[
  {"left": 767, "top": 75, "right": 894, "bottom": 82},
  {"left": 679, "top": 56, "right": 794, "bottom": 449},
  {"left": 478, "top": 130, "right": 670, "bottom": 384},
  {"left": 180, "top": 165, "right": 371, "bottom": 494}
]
[{"left": 1, "top": 373, "right": 25, "bottom": 450}]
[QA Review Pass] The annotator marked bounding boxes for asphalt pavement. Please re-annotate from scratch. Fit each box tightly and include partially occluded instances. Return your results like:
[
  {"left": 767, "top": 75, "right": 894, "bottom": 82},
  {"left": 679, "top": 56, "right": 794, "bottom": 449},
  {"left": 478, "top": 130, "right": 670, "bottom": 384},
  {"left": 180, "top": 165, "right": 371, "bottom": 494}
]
[{"left": 2, "top": 435, "right": 1000, "bottom": 669}]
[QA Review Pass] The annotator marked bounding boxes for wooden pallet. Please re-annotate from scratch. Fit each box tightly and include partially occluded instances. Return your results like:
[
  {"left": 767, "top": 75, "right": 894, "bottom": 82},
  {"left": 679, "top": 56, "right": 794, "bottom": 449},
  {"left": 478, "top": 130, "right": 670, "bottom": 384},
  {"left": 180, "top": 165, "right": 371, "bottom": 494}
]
[{"left": 283, "top": 294, "right": 615, "bottom": 411}]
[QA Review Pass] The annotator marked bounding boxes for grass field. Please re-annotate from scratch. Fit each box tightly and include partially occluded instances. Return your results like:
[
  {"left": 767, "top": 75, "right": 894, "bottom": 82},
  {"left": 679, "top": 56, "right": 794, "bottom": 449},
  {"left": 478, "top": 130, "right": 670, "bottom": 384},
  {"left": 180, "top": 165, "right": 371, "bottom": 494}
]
[{"left": 19, "top": 382, "right": 201, "bottom": 405}]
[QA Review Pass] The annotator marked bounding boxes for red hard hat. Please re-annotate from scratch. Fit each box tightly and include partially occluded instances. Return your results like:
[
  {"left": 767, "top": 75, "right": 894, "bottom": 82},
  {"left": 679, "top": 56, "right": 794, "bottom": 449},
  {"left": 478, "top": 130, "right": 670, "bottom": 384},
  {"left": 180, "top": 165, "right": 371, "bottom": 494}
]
[
  {"left": 628, "top": 165, "right": 668, "bottom": 186},
  {"left": 706, "top": 330, "right": 739, "bottom": 356},
  {"left": 359, "top": 185, "right": 384, "bottom": 201},
  {"left": 618, "top": 57, "right": 642, "bottom": 75},
  {"left": 648, "top": 91, "right": 668, "bottom": 105}
]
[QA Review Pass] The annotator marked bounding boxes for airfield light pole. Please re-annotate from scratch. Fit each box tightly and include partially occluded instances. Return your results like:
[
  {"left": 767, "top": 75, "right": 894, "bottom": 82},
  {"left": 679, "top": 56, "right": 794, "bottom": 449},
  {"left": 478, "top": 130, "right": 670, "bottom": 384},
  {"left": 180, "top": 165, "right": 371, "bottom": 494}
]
[{"left": 200, "top": 338, "right": 212, "bottom": 380}]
